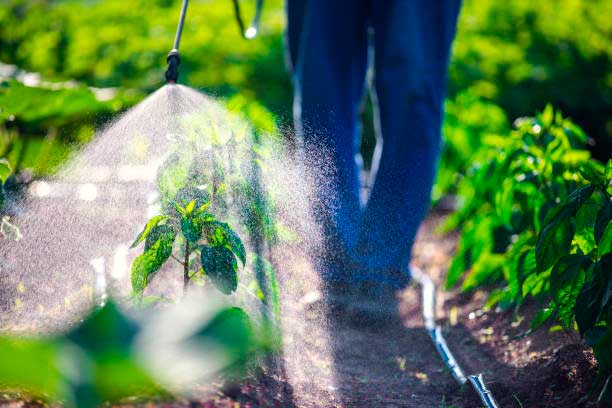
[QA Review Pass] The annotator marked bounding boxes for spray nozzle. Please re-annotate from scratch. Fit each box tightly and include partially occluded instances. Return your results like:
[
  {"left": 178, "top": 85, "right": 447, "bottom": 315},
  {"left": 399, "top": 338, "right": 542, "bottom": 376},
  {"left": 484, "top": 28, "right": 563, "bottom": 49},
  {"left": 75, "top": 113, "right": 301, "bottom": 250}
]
[{"left": 165, "top": 49, "right": 180, "bottom": 84}]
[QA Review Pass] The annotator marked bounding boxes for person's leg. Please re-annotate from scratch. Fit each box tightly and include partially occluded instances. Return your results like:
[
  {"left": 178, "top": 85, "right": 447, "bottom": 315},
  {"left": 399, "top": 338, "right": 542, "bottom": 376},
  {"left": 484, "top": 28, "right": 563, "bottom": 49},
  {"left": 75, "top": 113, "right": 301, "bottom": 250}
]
[
  {"left": 355, "top": 0, "right": 462, "bottom": 287},
  {"left": 291, "top": 0, "right": 369, "bottom": 281}
]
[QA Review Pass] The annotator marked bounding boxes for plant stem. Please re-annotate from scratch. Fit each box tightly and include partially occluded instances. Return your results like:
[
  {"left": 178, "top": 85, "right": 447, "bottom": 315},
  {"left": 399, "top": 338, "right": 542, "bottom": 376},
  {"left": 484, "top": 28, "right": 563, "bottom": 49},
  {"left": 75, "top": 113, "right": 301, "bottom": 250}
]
[
  {"left": 183, "top": 241, "right": 190, "bottom": 296},
  {"left": 171, "top": 254, "right": 185, "bottom": 265}
]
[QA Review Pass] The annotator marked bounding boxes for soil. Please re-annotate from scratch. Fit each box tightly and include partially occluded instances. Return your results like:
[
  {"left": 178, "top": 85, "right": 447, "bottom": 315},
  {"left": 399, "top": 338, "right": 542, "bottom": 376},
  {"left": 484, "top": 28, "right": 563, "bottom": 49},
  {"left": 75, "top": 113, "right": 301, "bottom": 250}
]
[
  {"left": 0, "top": 212, "right": 602, "bottom": 408},
  {"left": 190, "top": 212, "right": 601, "bottom": 407}
]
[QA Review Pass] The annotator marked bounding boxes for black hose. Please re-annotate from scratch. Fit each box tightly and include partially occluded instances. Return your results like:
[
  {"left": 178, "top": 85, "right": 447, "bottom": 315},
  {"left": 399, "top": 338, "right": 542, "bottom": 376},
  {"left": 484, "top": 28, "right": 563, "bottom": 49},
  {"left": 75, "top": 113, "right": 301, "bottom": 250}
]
[
  {"left": 173, "top": 0, "right": 190, "bottom": 51},
  {"left": 165, "top": 0, "right": 263, "bottom": 83},
  {"left": 231, "top": 0, "right": 264, "bottom": 39}
]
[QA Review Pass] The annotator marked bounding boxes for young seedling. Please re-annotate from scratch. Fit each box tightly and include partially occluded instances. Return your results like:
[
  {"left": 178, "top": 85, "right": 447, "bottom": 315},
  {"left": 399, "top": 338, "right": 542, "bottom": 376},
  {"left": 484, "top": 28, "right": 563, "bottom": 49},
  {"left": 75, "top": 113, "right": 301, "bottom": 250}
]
[{"left": 130, "top": 188, "right": 246, "bottom": 303}]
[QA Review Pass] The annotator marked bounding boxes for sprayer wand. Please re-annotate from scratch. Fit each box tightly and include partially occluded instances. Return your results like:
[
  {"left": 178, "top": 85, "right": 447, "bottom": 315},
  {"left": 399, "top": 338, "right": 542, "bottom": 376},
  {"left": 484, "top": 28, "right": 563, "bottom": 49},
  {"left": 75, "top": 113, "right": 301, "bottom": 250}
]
[
  {"left": 165, "top": 0, "right": 264, "bottom": 83},
  {"left": 165, "top": 0, "right": 189, "bottom": 83}
]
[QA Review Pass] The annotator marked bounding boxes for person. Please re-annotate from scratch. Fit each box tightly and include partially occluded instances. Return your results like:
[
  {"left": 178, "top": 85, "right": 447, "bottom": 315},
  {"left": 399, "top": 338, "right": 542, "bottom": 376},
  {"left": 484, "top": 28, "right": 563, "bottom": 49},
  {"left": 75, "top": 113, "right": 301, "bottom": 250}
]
[{"left": 286, "top": 0, "right": 462, "bottom": 313}]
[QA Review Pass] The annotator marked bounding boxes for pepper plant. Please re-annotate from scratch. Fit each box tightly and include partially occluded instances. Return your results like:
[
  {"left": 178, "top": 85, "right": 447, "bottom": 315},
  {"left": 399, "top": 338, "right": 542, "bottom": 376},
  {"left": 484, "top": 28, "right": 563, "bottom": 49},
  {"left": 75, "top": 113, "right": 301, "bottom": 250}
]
[
  {"left": 130, "top": 186, "right": 246, "bottom": 301},
  {"left": 444, "top": 106, "right": 611, "bottom": 398}
]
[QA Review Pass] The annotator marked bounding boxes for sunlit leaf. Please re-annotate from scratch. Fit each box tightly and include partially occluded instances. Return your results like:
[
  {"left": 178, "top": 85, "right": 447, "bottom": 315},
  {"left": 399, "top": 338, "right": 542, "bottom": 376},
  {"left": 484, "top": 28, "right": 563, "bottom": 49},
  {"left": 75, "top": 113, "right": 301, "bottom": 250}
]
[
  {"left": 531, "top": 304, "right": 553, "bottom": 331},
  {"left": 598, "top": 222, "right": 612, "bottom": 257},
  {"left": 214, "top": 222, "right": 246, "bottom": 266},
  {"left": 131, "top": 227, "right": 176, "bottom": 295},
  {"left": 550, "top": 254, "right": 589, "bottom": 327},
  {"left": 535, "top": 212, "right": 576, "bottom": 272},
  {"left": 574, "top": 202, "right": 598, "bottom": 254},
  {"left": 0, "top": 159, "right": 11, "bottom": 184},
  {"left": 130, "top": 215, "right": 167, "bottom": 248},
  {"left": 595, "top": 202, "right": 612, "bottom": 244}
]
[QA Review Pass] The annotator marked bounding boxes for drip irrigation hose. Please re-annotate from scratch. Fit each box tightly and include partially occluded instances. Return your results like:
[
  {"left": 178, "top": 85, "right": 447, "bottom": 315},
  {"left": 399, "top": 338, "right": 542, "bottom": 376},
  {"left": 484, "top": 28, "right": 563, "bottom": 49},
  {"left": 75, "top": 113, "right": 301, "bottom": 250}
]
[{"left": 411, "top": 267, "right": 501, "bottom": 408}]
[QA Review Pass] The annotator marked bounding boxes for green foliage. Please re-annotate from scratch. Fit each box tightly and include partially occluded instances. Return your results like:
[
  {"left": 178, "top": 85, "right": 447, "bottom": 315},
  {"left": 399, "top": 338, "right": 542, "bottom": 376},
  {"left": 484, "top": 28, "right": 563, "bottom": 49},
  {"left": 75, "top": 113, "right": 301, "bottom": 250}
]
[
  {"left": 200, "top": 245, "right": 239, "bottom": 295},
  {"left": 435, "top": 91, "right": 510, "bottom": 201},
  {"left": 131, "top": 191, "right": 245, "bottom": 298},
  {"left": 451, "top": 0, "right": 611, "bottom": 154},
  {"left": 0, "top": 79, "right": 139, "bottom": 175},
  {"left": 446, "top": 106, "right": 612, "bottom": 386},
  {"left": 0, "top": 301, "right": 257, "bottom": 406}
]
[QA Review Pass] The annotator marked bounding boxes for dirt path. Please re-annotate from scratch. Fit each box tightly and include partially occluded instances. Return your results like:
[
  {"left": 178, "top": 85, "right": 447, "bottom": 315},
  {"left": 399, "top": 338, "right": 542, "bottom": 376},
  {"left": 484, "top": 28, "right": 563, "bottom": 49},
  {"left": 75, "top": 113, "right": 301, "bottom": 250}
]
[
  {"left": 232, "top": 213, "right": 599, "bottom": 408},
  {"left": 222, "top": 215, "right": 463, "bottom": 408}
]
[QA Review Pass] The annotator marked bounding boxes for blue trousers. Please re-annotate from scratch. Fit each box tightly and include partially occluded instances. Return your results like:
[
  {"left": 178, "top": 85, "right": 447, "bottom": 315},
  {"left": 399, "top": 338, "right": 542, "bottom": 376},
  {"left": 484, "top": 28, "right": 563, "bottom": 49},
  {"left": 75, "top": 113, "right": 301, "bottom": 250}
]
[{"left": 287, "top": 0, "right": 461, "bottom": 286}]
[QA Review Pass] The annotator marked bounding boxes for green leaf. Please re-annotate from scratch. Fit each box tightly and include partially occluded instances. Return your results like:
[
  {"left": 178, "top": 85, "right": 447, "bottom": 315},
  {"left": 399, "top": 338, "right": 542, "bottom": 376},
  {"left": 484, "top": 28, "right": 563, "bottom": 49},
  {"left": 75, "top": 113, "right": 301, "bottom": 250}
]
[
  {"left": 566, "top": 185, "right": 595, "bottom": 210},
  {"left": 593, "top": 326, "right": 612, "bottom": 374},
  {"left": 550, "top": 254, "right": 589, "bottom": 327},
  {"left": 595, "top": 202, "right": 612, "bottom": 244},
  {"left": 461, "top": 253, "right": 504, "bottom": 291},
  {"left": 181, "top": 216, "right": 202, "bottom": 243},
  {"left": 251, "top": 254, "right": 281, "bottom": 321},
  {"left": 598, "top": 222, "right": 612, "bottom": 257},
  {"left": 195, "top": 202, "right": 211, "bottom": 214},
  {"left": 172, "top": 187, "right": 210, "bottom": 215},
  {"left": 574, "top": 202, "right": 598, "bottom": 254},
  {"left": 517, "top": 248, "right": 537, "bottom": 282},
  {"left": 0, "top": 336, "right": 63, "bottom": 399},
  {"left": 579, "top": 162, "right": 605, "bottom": 186},
  {"left": 200, "top": 245, "right": 238, "bottom": 294},
  {"left": 585, "top": 326, "right": 607, "bottom": 347},
  {"left": 575, "top": 263, "right": 604, "bottom": 335},
  {"left": 0, "top": 158, "right": 11, "bottom": 184},
  {"left": 531, "top": 305, "right": 553, "bottom": 331},
  {"left": 144, "top": 224, "right": 175, "bottom": 251},
  {"left": 174, "top": 202, "right": 186, "bottom": 215},
  {"left": 535, "top": 211, "right": 576, "bottom": 272},
  {"left": 139, "top": 296, "right": 170, "bottom": 308},
  {"left": 130, "top": 215, "right": 167, "bottom": 248},
  {"left": 214, "top": 222, "right": 246, "bottom": 266},
  {"left": 193, "top": 307, "right": 252, "bottom": 366},
  {"left": 131, "top": 227, "right": 176, "bottom": 295},
  {"left": 181, "top": 210, "right": 215, "bottom": 243},
  {"left": 185, "top": 199, "right": 196, "bottom": 215},
  {"left": 67, "top": 302, "right": 138, "bottom": 355},
  {"left": 522, "top": 269, "right": 549, "bottom": 297},
  {"left": 91, "top": 355, "right": 163, "bottom": 403}
]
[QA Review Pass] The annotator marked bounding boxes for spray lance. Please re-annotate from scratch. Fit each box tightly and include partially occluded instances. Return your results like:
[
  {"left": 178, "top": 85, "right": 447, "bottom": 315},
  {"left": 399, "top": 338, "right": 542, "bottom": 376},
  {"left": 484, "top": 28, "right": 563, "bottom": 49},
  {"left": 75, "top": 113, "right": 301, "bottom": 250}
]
[{"left": 165, "top": 0, "right": 264, "bottom": 83}]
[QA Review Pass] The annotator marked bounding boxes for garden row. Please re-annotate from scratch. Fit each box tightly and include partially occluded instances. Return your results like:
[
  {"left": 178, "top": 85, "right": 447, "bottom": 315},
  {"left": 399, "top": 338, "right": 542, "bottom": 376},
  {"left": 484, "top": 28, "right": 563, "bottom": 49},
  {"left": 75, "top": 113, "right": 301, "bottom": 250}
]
[{"left": 443, "top": 106, "right": 611, "bottom": 402}]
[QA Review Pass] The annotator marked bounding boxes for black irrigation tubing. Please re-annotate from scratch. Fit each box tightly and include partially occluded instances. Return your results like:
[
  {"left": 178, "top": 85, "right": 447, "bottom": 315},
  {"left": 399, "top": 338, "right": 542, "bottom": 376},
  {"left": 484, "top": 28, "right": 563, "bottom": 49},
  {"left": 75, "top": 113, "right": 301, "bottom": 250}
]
[
  {"left": 411, "top": 267, "right": 501, "bottom": 408},
  {"left": 231, "top": 0, "right": 264, "bottom": 39}
]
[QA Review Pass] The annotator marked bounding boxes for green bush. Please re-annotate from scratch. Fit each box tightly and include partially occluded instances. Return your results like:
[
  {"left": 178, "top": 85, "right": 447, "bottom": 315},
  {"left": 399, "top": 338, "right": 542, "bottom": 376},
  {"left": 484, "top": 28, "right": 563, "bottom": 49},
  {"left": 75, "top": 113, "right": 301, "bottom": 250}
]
[
  {"left": 451, "top": 0, "right": 611, "bottom": 157},
  {"left": 0, "top": 0, "right": 289, "bottom": 112},
  {"left": 445, "top": 106, "right": 611, "bottom": 397}
]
